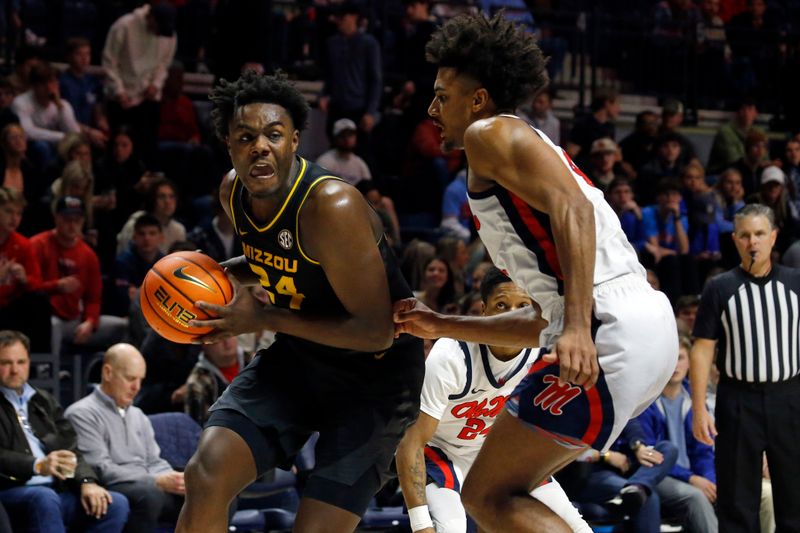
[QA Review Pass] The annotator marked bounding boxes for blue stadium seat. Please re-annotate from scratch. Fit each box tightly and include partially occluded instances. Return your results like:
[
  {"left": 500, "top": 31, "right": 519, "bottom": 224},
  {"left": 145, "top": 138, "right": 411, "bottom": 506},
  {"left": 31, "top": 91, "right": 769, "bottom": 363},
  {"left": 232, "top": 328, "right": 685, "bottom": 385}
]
[
  {"left": 359, "top": 505, "right": 409, "bottom": 529},
  {"left": 230, "top": 509, "right": 264, "bottom": 532},
  {"left": 147, "top": 412, "right": 202, "bottom": 470}
]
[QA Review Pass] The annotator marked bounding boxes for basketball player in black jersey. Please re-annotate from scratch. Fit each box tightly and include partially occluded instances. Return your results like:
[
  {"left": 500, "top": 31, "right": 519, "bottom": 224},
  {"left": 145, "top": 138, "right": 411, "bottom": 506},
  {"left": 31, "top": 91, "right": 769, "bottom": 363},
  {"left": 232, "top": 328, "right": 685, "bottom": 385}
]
[{"left": 174, "top": 71, "right": 424, "bottom": 533}]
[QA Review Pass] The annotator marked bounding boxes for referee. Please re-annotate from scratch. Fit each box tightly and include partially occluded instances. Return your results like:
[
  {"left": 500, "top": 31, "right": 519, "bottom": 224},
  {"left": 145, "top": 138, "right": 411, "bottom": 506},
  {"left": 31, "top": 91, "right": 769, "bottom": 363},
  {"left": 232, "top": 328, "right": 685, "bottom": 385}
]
[{"left": 690, "top": 204, "right": 800, "bottom": 533}]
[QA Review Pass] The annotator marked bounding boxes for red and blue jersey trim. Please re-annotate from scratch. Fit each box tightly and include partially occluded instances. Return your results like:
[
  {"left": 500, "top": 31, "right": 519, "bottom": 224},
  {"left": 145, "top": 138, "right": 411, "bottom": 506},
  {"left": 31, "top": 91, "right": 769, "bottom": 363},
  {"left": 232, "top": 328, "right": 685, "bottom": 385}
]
[{"left": 469, "top": 185, "right": 565, "bottom": 295}]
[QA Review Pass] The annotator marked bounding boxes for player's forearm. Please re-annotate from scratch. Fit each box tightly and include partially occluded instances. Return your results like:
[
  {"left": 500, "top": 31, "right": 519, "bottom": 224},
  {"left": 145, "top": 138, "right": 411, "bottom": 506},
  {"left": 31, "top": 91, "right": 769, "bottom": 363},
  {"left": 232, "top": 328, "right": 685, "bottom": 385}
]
[
  {"left": 396, "top": 440, "right": 429, "bottom": 510},
  {"left": 264, "top": 307, "right": 394, "bottom": 352},
  {"left": 219, "top": 256, "right": 260, "bottom": 286},
  {"left": 430, "top": 307, "right": 546, "bottom": 348},
  {"left": 552, "top": 199, "right": 596, "bottom": 331}
]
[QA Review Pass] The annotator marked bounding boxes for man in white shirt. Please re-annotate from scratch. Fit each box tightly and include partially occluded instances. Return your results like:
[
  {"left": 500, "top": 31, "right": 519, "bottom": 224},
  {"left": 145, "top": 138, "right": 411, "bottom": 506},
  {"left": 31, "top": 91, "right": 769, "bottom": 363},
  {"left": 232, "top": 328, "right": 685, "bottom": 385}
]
[
  {"left": 396, "top": 268, "right": 591, "bottom": 533},
  {"left": 316, "top": 118, "right": 373, "bottom": 186},
  {"left": 11, "top": 62, "right": 80, "bottom": 167},
  {"left": 102, "top": 2, "right": 177, "bottom": 163}
]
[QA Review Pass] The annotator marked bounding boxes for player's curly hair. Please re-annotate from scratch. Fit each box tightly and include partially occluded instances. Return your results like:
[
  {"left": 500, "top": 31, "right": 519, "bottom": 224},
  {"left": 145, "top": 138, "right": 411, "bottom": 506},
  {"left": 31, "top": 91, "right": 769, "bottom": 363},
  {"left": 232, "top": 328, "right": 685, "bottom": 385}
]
[
  {"left": 426, "top": 12, "right": 548, "bottom": 111},
  {"left": 209, "top": 70, "right": 310, "bottom": 141}
]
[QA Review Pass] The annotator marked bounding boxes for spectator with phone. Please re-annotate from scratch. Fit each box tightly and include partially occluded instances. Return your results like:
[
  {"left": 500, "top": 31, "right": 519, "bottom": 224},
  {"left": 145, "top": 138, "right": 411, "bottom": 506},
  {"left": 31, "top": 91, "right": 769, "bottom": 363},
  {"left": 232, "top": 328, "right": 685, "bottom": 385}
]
[{"left": 11, "top": 62, "right": 80, "bottom": 169}]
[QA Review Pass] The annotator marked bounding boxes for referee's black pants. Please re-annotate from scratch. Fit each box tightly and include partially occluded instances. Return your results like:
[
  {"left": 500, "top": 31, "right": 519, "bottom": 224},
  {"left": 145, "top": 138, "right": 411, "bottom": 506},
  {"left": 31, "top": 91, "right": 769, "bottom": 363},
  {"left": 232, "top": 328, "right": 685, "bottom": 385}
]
[{"left": 716, "top": 377, "right": 800, "bottom": 533}]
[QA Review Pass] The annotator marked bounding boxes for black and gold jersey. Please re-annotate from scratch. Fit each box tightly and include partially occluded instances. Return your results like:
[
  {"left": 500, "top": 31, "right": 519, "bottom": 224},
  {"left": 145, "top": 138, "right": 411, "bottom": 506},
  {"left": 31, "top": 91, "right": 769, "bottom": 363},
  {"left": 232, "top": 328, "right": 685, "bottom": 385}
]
[{"left": 228, "top": 157, "right": 412, "bottom": 354}]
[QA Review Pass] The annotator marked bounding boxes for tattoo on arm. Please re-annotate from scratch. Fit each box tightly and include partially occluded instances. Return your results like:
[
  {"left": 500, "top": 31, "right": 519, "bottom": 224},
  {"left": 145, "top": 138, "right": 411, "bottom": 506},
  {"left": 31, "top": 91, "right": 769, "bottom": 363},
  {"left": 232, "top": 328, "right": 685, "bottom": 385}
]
[{"left": 411, "top": 448, "right": 427, "bottom": 502}]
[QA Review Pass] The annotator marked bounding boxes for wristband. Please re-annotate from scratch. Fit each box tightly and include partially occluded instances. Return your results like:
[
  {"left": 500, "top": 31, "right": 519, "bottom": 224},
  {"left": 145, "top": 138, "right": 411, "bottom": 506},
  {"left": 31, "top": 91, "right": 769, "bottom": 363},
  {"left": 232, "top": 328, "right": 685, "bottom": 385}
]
[{"left": 408, "top": 505, "right": 433, "bottom": 532}]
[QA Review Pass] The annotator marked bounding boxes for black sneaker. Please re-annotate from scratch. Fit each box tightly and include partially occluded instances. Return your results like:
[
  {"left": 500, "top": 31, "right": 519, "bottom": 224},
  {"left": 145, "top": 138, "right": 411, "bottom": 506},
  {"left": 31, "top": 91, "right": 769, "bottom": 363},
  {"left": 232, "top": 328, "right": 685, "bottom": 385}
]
[{"left": 619, "top": 484, "right": 648, "bottom": 515}]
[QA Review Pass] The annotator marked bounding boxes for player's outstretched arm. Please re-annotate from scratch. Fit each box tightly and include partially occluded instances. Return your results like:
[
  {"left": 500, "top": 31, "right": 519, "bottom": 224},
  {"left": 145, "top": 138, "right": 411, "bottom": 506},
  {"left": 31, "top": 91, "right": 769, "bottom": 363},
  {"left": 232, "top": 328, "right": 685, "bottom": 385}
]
[
  {"left": 396, "top": 413, "right": 439, "bottom": 533},
  {"left": 465, "top": 118, "right": 598, "bottom": 388},
  {"left": 394, "top": 298, "right": 546, "bottom": 347}
]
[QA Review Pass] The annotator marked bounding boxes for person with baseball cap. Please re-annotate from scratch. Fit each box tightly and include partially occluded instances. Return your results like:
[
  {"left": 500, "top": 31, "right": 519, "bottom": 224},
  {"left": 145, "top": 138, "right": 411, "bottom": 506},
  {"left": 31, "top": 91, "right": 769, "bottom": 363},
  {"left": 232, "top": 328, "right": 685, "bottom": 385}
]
[
  {"left": 746, "top": 166, "right": 800, "bottom": 255},
  {"left": 316, "top": 118, "right": 373, "bottom": 186},
  {"left": 29, "top": 197, "right": 127, "bottom": 359},
  {"left": 586, "top": 137, "right": 624, "bottom": 192}
]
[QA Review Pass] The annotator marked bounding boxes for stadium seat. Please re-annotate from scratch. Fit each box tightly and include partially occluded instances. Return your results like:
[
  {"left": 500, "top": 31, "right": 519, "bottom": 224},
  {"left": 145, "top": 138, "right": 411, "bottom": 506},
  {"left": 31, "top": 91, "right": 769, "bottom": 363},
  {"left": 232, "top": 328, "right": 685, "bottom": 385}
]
[
  {"left": 148, "top": 412, "right": 202, "bottom": 470},
  {"left": 359, "top": 504, "right": 409, "bottom": 530}
]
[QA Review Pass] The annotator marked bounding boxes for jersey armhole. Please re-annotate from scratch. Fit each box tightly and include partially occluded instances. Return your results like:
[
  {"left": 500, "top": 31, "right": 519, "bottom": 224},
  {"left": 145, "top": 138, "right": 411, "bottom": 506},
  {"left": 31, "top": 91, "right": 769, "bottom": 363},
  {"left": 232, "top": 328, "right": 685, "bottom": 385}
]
[
  {"left": 227, "top": 174, "right": 239, "bottom": 235},
  {"left": 447, "top": 341, "right": 473, "bottom": 400}
]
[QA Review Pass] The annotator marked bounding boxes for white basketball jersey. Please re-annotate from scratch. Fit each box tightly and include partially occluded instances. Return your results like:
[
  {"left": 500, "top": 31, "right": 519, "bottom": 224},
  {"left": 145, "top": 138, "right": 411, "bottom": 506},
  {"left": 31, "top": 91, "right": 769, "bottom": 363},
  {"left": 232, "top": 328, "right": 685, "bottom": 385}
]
[
  {"left": 420, "top": 338, "right": 540, "bottom": 479},
  {"left": 467, "top": 115, "right": 645, "bottom": 323}
]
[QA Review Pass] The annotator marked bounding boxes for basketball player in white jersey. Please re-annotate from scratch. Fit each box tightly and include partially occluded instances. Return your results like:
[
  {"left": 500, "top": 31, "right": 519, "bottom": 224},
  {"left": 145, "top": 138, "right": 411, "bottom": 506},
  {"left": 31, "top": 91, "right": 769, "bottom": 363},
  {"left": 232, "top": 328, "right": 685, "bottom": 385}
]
[
  {"left": 393, "top": 12, "right": 678, "bottom": 533},
  {"left": 396, "top": 267, "right": 592, "bottom": 533}
]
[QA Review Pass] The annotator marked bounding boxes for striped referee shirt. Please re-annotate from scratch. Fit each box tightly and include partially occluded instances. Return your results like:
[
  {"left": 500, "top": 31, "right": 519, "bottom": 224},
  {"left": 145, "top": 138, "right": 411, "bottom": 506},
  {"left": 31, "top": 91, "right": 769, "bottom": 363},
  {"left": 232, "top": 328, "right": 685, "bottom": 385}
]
[{"left": 694, "top": 264, "right": 800, "bottom": 383}]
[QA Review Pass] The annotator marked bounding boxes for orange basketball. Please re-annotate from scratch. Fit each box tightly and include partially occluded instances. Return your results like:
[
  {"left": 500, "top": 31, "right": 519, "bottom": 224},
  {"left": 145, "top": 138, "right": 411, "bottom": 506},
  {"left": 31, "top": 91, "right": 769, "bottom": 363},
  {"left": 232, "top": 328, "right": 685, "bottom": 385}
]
[{"left": 140, "top": 251, "right": 234, "bottom": 344}]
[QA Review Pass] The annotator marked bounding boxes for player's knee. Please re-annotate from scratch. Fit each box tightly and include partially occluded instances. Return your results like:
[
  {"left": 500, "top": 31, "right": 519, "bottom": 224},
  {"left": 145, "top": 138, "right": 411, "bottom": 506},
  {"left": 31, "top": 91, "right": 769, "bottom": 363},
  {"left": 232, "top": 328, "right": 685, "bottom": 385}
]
[
  {"left": 184, "top": 452, "right": 218, "bottom": 499},
  {"left": 461, "top": 479, "right": 497, "bottom": 522}
]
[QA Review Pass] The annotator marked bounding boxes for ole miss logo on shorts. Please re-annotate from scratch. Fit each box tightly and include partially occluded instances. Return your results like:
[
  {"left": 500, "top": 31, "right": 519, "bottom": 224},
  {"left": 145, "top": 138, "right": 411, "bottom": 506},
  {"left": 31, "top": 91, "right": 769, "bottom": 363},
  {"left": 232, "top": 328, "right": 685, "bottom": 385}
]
[
  {"left": 533, "top": 375, "right": 582, "bottom": 415},
  {"left": 510, "top": 359, "right": 615, "bottom": 449}
]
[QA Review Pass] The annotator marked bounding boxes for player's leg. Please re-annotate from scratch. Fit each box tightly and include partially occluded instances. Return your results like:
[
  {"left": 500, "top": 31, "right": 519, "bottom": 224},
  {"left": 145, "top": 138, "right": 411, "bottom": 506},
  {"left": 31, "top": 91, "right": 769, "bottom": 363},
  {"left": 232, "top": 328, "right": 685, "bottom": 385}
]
[
  {"left": 461, "top": 411, "right": 586, "bottom": 533},
  {"left": 293, "top": 466, "right": 381, "bottom": 533},
  {"left": 530, "top": 478, "right": 592, "bottom": 533},
  {"left": 427, "top": 483, "right": 468, "bottom": 533},
  {"left": 177, "top": 426, "right": 256, "bottom": 532},
  {"left": 176, "top": 402, "right": 291, "bottom": 533},
  {"left": 293, "top": 499, "right": 362, "bottom": 533}
]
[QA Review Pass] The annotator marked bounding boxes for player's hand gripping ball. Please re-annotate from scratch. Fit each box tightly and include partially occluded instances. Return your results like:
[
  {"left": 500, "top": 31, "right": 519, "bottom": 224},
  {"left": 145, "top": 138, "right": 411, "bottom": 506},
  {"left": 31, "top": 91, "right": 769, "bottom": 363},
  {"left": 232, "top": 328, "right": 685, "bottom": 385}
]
[{"left": 140, "top": 251, "right": 234, "bottom": 343}]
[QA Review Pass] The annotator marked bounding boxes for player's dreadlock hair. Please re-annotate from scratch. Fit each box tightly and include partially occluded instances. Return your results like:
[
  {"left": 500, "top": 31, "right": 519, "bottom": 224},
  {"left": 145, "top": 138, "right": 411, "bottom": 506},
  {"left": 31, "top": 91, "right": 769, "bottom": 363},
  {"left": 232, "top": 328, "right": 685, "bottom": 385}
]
[
  {"left": 426, "top": 12, "right": 548, "bottom": 112},
  {"left": 209, "top": 70, "right": 310, "bottom": 142}
]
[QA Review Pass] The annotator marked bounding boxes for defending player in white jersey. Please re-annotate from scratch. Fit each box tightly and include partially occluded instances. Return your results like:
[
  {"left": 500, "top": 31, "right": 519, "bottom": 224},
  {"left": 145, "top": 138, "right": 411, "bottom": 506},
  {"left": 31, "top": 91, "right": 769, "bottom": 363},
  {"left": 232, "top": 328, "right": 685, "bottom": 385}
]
[{"left": 396, "top": 268, "right": 591, "bottom": 533}]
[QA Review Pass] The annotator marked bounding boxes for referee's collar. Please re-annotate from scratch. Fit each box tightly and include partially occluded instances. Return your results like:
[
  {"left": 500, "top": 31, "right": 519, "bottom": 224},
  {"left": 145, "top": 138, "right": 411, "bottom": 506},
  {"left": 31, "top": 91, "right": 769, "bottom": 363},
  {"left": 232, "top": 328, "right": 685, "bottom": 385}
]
[{"left": 738, "top": 264, "right": 775, "bottom": 284}]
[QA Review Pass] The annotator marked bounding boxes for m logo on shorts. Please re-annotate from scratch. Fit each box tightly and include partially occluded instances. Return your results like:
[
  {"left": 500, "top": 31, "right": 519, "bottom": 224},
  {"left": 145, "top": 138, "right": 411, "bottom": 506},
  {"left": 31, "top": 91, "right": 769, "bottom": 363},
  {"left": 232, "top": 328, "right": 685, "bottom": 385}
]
[{"left": 533, "top": 375, "right": 582, "bottom": 415}]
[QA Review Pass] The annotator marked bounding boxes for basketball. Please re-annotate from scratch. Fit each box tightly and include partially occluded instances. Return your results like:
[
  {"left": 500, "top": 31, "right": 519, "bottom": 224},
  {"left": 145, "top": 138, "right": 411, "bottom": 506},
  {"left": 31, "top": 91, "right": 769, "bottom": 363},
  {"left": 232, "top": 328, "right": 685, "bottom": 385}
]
[{"left": 140, "top": 251, "right": 234, "bottom": 344}]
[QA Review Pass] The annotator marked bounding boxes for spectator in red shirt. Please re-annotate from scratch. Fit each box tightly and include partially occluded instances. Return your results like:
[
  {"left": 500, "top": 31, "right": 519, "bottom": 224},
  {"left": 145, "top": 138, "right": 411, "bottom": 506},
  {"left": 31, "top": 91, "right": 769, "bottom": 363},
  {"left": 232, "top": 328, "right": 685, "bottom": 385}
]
[
  {"left": 30, "top": 196, "right": 127, "bottom": 358},
  {"left": 401, "top": 116, "right": 464, "bottom": 219},
  {"left": 158, "top": 62, "right": 200, "bottom": 144},
  {"left": 0, "top": 187, "right": 50, "bottom": 352},
  {"left": 407, "top": 117, "right": 463, "bottom": 186},
  {"left": 156, "top": 62, "right": 215, "bottom": 198}
]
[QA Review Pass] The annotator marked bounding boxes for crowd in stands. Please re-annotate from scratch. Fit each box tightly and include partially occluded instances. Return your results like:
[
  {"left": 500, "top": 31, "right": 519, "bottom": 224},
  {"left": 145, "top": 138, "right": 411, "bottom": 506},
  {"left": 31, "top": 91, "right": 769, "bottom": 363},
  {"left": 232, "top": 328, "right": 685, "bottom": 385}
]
[{"left": 0, "top": 0, "right": 797, "bottom": 531}]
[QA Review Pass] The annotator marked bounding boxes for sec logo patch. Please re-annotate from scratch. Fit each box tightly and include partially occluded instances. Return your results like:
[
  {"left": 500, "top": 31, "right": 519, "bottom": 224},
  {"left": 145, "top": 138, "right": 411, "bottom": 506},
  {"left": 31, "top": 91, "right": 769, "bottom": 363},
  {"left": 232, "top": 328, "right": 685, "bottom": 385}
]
[{"left": 278, "top": 229, "right": 294, "bottom": 250}]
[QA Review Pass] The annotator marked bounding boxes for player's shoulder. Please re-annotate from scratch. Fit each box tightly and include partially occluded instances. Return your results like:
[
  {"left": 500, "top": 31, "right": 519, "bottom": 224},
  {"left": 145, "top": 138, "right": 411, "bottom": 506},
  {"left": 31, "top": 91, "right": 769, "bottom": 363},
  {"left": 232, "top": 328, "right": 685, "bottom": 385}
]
[
  {"left": 465, "top": 116, "right": 514, "bottom": 144},
  {"left": 465, "top": 115, "right": 544, "bottom": 159},
  {"left": 302, "top": 171, "right": 362, "bottom": 217},
  {"left": 427, "top": 338, "right": 471, "bottom": 368},
  {"left": 220, "top": 169, "right": 237, "bottom": 193}
]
